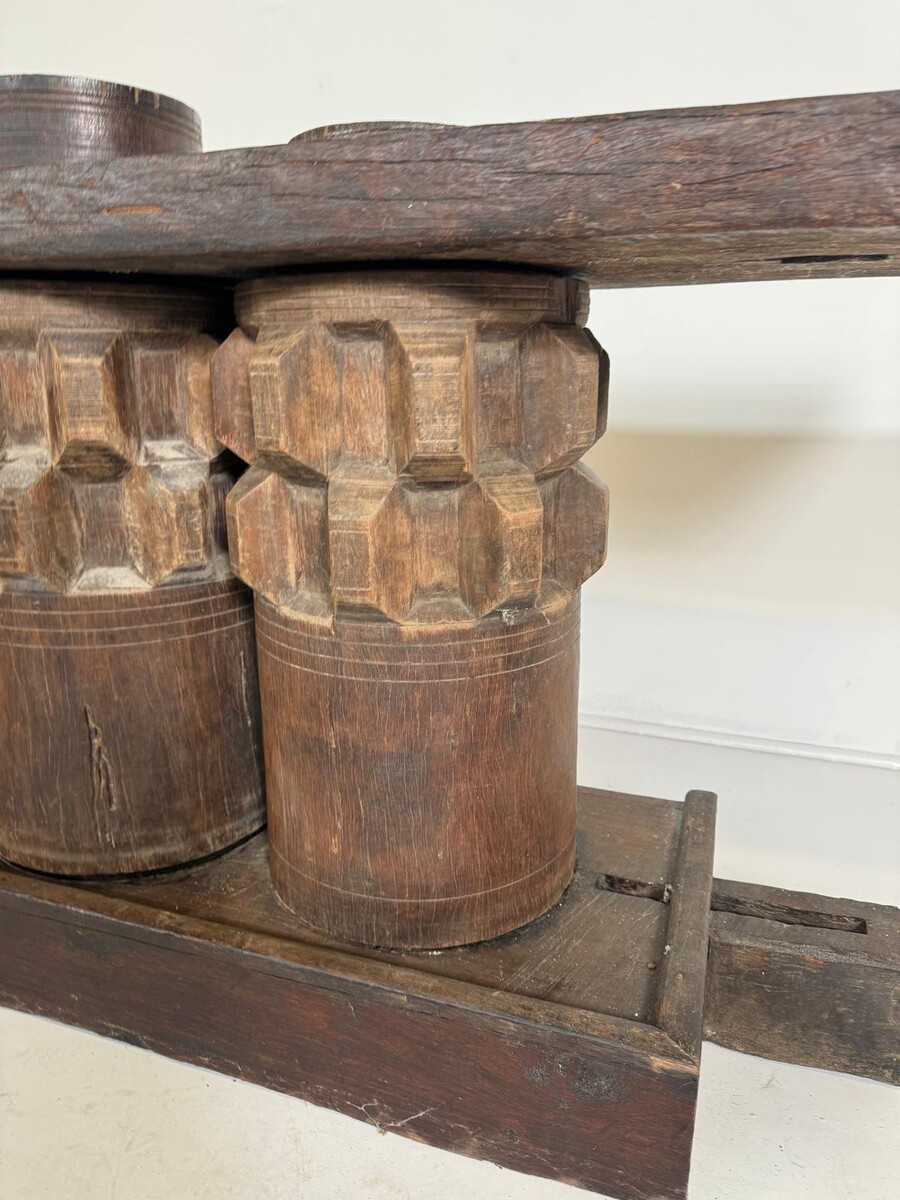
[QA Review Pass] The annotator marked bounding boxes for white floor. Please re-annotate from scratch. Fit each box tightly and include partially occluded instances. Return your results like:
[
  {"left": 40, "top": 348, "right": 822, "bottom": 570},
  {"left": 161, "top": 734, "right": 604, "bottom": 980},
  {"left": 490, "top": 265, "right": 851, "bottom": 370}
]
[{"left": 0, "top": 1006, "right": 897, "bottom": 1200}]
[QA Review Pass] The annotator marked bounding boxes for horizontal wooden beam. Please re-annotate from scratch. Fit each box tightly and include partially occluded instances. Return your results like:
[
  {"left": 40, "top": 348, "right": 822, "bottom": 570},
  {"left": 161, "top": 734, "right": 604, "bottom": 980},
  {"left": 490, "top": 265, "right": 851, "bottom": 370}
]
[
  {"left": 0, "top": 92, "right": 896, "bottom": 286},
  {"left": 705, "top": 878, "right": 900, "bottom": 1086}
]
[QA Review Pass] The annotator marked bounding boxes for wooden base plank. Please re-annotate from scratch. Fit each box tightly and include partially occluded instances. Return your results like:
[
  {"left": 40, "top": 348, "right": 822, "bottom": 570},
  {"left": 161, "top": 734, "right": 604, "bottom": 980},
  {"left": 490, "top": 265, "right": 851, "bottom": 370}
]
[{"left": 0, "top": 788, "right": 716, "bottom": 1200}]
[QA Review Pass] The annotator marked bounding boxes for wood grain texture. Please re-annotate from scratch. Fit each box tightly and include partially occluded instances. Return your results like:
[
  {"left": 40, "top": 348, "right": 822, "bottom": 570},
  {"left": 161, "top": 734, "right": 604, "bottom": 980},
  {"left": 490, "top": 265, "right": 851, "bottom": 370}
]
[
  {"left": 0, "top": 74, "right": 201, "bottom": 168},
  {"left": 0, "top": 281, "right": 264, "bottom": 874},
  {"left": 0, "top": 91, "right": 895, "bottom": 286},
  {"left": 705, "top": 879, "right": 900, "bottom": 1086},
  {"left": 214, "top": 270, "right": 609, "bottom": 947},
  {"left": 256, "top": 594, "right": 582, "bottom": 949},
  {"left": 0, "top": 787, "right": 715, "bottom": 1200}
]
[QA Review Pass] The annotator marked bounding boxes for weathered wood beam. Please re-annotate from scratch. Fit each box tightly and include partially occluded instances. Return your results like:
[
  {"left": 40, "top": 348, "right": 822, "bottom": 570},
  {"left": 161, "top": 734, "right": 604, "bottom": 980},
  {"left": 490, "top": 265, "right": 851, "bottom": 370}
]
[
  {"left": 0, "top": 92, "right": 896, "bottom": 286},
  {"left": 705, "top": 879, "right": 900, "bottom": 1086}
]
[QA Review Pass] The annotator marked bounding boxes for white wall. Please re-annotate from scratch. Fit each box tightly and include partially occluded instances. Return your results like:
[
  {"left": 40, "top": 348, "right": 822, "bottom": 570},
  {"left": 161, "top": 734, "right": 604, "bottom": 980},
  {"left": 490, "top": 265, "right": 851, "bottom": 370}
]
[{"left": 0, "top": 2, "right": 898, "bottom": 1197}]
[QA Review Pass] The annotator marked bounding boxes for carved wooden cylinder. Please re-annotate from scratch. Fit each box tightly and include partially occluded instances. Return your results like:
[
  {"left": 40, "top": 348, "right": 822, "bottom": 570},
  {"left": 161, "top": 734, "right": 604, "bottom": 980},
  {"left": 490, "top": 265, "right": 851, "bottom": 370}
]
[
  {"left": 0, "top": 281, "right": 265, "bottom": 874},
  {"left": 215, "top": 271, "right": 608, "bottom": 947},
  {"left": 0, "top": 76, "right": 263, "bottom": 875}
]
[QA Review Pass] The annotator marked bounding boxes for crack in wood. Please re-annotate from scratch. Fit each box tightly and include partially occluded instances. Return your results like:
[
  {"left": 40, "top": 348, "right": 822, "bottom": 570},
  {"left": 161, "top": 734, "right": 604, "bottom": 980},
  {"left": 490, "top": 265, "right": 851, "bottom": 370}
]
[{"left": 83, "top": 704, "right": 118, "bottom": 814}]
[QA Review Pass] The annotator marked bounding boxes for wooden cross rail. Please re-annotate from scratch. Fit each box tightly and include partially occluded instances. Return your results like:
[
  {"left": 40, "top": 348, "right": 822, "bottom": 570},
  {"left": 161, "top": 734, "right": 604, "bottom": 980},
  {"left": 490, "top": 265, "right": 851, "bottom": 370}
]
[{"left": 0, "top": 90, "right": 896, "bottom": 285}]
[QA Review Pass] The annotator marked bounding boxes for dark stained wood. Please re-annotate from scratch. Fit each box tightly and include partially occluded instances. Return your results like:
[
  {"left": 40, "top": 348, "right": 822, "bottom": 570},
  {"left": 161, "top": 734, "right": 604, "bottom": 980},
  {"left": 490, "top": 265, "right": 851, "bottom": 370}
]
[
  {"left": 0, "top": 74, "right": 201, "bottom": 168},
  {"left": 82, "top": 791, "right": 896, "bottom": 1088},
  {"left": 214, "top": 270, "right": 609, "bottom": 947},
  {"left": 705, "top": 879, "right": 900, "bottom": 1086},
  {"left": 255, "top": 596, "right": 583, "bottom": 949},
  {"left": 3, "top": 782, "right": 896, "bottom": 1199},
  {"left": 0, "top": 280, "right": 265, "bottom": 874},
  {"left": 0, "top": 580, "right": 264, "bottom": 874},
  {"left": 0, "top": 91, "right": 895, "bottom": 286},
  {"left": 0, "top": 787, "right": 715, "bottom": 1200}
]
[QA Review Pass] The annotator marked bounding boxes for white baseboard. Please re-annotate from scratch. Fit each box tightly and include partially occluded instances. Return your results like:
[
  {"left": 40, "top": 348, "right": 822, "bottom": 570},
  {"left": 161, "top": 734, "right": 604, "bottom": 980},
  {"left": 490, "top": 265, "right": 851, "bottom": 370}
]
[
  {"left": 576, "top": 589, "right": 900, "bottom": 905},
  {"left": 576, "top": 721, "right": 900, "bottom": 906},
  {"left": 578, "top": 709, "right": 898, "bottom": 771}
]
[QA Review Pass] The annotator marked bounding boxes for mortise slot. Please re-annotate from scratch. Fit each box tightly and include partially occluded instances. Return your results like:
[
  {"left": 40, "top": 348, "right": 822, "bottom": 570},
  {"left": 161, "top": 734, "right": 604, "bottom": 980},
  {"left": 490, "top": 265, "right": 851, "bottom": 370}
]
[
  {"left": 595, "top": 874, "right": 672, "bottom": 903},
  {"left": 777, "top": 253, "right": 889, "bottom": 265},
  {"left": 711, "top": 889, "right": 868, "bottom": 934},
  {"left": 599, "top": 876, "right": 869, "bottom": 934}
]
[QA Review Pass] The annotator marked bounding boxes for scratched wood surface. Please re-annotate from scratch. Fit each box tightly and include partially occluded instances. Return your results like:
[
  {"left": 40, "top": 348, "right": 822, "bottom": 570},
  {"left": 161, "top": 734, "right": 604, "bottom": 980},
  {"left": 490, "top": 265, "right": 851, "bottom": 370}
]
[
  {"left": 214, "top": 270, "right": 609, "bottom": 948},
  {"left": 0, "top": 91, "right": 895, "bottom": 286},
  {"left": 87, "top": 788, "right": 702, "bottom": 1023},
  {"left": 0, "top": 787, "right": 716, "bottom": 1200}
]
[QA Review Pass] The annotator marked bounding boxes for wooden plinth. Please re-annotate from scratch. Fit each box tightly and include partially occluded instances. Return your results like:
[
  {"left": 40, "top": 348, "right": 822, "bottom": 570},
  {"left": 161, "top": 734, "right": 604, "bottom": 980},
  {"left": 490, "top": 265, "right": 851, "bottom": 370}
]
[{"left": 0, "top": 787, "right": 716, "bottom": 1200}]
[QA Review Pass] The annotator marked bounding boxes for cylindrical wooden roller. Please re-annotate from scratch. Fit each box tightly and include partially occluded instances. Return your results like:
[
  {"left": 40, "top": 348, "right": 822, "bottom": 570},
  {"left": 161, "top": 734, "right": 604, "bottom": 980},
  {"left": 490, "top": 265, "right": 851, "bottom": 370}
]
[
  {"left": 214, "top": 270, "right": 609, "bottom": 947},
  {"left": 0, "top": 74, "right": 201, "bottom": 168},
  {"left": 0, "top": 78, "right": 264, "bottom": 875}
]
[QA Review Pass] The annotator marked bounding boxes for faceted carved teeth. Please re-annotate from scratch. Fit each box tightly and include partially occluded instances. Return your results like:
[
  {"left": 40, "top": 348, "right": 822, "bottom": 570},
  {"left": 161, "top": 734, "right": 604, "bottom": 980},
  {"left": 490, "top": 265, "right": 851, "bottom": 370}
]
[
  {"left": 214, "top": 280, "right": 611, "bottom": 623},
  {"left": 249, "top": 327, "right": 339, "bottom": 480},
  {"left": 539, "top": 463, "right": 609, "bottom": 590},
  {"left": 42, "top": 333, "right": 138, "bottom": 480},
  {"left": 332, "top": 323, "right": 408, "bottom": 474},
  {"left": 0, "top": 333, "right": 47, "bottom": 446},
  {"left": 520, "top": 324, "right": 608, "bottom": 477},
  {"left": 396, "top": 327, "right": 473, "bottom": 482},
  {"left": 131, "top": 332, "right": 221, "bottom": 459},
  {"left": 227, "top": 466, "right": 330, "bottom": 616},
  {"left": 460, "top": 470, "right": 544, "bottom": 617},
  {"left": 0, "top": 309, "right": 231, "bottom": 594},
  {"left": 124, "top": 459, "right": 214, "bottom": 587},
  {"left": 211, "top": 327, "right": 257, "bottom": 465},
  {"left": 213, "top": 317, "right": 607, "bottom": 481},
  {"left": 328, "top": 470, "right": 411, "bottom": 622},
  {"left": 227, "top": 461, "right": 607, "bottom": 625},
  {"left": 0, "top": 452, "right": 81, "bottom": 590}
]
